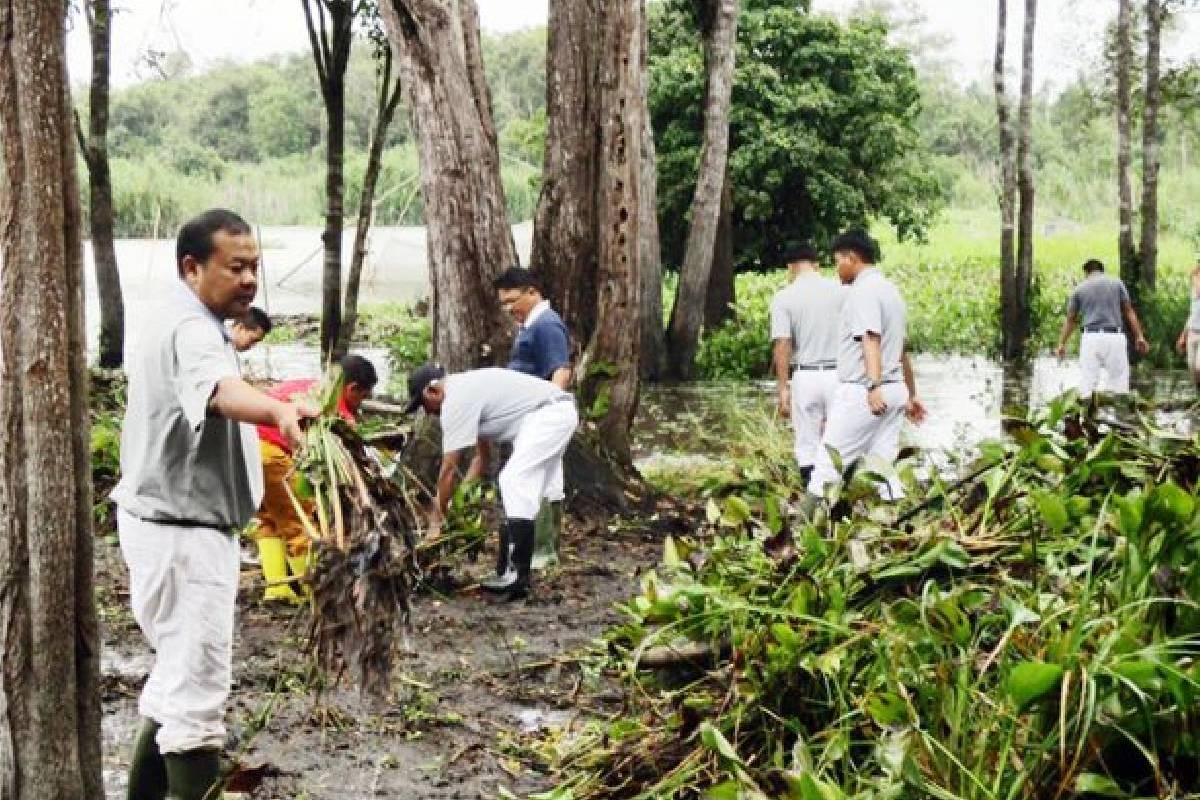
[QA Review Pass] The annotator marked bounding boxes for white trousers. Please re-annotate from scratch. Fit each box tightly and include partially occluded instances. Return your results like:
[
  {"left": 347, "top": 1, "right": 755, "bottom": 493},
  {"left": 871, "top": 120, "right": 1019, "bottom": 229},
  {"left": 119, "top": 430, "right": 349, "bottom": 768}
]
[
  {"left": 118, "top": 509, "right": 239, "bottom": 754},
  {"left": 1188, "top": 330, "right": 1200, "bottom": 385},
  {"left": 790, "top": 369, "right": 840, "bottom": 468},
  {"left": 499, "top": 400, "right": 578, "bottom": 519},
  {"left": 1079, "top": 331, "right": 1130, "bottom": 397},
  {"left": 808, "top": 382, "right": 909, "bottom": 500}
]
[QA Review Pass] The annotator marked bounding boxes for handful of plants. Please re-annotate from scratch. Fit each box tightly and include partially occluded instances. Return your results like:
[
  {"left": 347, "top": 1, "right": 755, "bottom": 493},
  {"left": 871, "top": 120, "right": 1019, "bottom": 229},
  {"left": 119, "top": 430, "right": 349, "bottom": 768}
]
[{"left": 287, "top": 365, "right": 421, "bottom": 695}]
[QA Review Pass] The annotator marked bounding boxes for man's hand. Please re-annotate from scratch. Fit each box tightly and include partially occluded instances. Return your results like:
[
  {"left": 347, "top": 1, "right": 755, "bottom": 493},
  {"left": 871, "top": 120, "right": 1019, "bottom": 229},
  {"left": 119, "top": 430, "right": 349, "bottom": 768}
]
[
  {"left": 1135, "top": 336, "right": 1150, "bottom": 356},
  {"left": 275, "top": 399, "right": 317, "bottom": 451},
  {"left": 906, "top": 396, "right": 927, "bottom": 424},
  {"left": 867, "top": 386, "right": 887, "bottom": 416},
  {"left": 777, "top": 385, "right": 792, "bottom": 418},
  {"left": 424, "top": 507, "right": 444, "bottom": 539},
  {"left": 1055, "top": 344, "right": 1067, "bottom": 360},
  {"left": 1177, "top": 331, "right": 1189, "bottom": 356}
]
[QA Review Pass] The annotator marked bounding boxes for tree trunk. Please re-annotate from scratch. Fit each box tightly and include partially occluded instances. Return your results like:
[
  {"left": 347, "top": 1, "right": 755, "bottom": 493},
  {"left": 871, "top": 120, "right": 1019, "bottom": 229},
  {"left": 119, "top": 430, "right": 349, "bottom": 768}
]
[
  {"left": 1139, "top": 0, "right": 1163, "bottom": 290},
  {"left": 74, "top": 0, "right": 124, "bottom": 369},
  {"left": 665, "top": 0, "right": 739, "bottom": 380},
  {"left": 994, "top": 0, "right": 1020, "bottom": 360},
  {"left": 703, "top": 166, "right": 735, "bottom": 330},
  {"left": 303, "top": 0, "right": 356, "bottom": 361},
  {"left": 578, "top": 0, "right": 644, "bottom": 465},
  {"left": 0, "top": 1, "right": 103, "bottom": 797},
  {"left": 639, "top": 93, "right": 667, "bottom": 382},
  {"left": 1116, "top": 0, "right": 1138, "bottom": 290},
  {"left": 380, "top": 0, "right": 516, "bottom": 371},
  {"left": 530, "top": 0, "right": 600, "bottom": 345},
  {"left": 334, "top": 50, "right": 404, "bottom": 360},
  {"left": 1015, "top": 0, "right": 1036, "bottom": 352}
]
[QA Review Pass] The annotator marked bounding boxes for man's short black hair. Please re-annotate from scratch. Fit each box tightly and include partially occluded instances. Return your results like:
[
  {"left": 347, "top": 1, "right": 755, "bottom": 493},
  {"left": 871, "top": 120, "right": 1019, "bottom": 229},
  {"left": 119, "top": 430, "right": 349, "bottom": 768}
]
[
  {"left": 241, "top": 306, "right": 272, "bottom": 334},
  {"left": 830, "top": 229, "right": 879, "bottom": 264},
  {"left": 340, "top": 354, "right": 378, "bottom": 389},
  {"left": 176, "top": 208, "right": 252, "bottom": 277},
  {"left": 781, "top": 243, "right": 820, "bottom": 265},
  {"left": 492, "top": 266, "right": 542, "bottom": 293},
  {"left": 1082, "top": 259, "right": 1105, "bottom": 273}
]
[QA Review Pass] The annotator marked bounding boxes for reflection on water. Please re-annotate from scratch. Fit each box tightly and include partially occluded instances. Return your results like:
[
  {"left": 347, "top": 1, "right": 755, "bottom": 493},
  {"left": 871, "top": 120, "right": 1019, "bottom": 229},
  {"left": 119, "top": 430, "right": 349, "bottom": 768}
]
[{"left": 633, "top": 355, "right": 1197, "bottom": 467}]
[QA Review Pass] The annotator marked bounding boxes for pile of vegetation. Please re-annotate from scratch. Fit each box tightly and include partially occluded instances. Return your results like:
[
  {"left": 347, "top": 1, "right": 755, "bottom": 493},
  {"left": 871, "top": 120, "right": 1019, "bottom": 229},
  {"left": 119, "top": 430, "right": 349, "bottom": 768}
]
[{"left": 537, "top": 397, "right": 1200, "bottom": 798}]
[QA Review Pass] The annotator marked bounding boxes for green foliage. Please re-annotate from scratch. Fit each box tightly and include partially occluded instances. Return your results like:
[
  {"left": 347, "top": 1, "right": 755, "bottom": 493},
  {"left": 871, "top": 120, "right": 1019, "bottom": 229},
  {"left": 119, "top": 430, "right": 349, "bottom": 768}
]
[
  {"left": 650, "top": 0, "right": 943, "bottom": 270},
  {"left": 545, "top": 398, "right": 1200, "bottom": 798}
]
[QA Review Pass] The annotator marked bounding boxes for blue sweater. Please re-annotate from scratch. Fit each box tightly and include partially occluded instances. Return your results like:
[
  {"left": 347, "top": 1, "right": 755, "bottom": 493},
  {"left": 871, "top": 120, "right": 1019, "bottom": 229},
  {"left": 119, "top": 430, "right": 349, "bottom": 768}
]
[{"left": 509, "top": 307, "right": 570, "bottom": 380}]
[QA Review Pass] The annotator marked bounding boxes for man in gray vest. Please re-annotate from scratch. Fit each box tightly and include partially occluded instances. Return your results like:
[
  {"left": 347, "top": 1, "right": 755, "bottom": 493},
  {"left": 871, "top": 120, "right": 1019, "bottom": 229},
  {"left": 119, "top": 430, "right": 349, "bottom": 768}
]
[
  {"left": 1055, "top": 259, "right": 1149, "bottom": 397},
  {"left": 808, "top": 230, "right": 926, "bottom": 500},
  {"left": 113, "top": 209, "right": 314, "bottom": 800},
  {"left": 770, "top": 243, "right": 844, "bottom": 483}
]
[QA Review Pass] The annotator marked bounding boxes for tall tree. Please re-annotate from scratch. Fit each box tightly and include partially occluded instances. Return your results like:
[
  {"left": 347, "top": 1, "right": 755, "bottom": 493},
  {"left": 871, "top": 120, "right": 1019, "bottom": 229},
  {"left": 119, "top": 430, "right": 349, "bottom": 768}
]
[
  {"left": 1116, "top": 0, "right": 1138, "bottom": 289},
  {"left": 74, "top": 0, "right": 125, "bottom": 368},
  {"left": 1015, "top": 0, "right": 1036, "bottom": 352},
  {"left": 580, "top": 0, "right": 644, "bottom": 462},
  {"left": 665, "top": 0, "right": 739, "bottom": 380},
  {"left": 1139, "top": 0, "right": 1164, "bottom": 290},
  {"left": 639, "top": 59, "right": 667, "bottom": 381},
  {"left": 993, "top": 0, "right": 1022, "bottom": 359},
  {"left": 333, "top": 8, "right": 405, "bottom": 360},
  {"left": 379, "top": 0, "right": 516, "bottom": 371},
  {"left": 303, "top": 0, "right": 356, "bottom": 360},
  {"left": 0, "top": 0, "right": 103, "bottom": 797},
  {"left": 703, "top": 167, "right": 735, "bottom": 329}
]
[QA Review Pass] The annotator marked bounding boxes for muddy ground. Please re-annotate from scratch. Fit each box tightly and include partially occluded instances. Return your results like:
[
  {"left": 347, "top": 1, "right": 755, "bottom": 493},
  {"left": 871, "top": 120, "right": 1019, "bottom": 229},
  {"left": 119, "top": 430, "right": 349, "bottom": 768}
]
[{"left": 98, "top": 508, "right": 686, "bottom": 800}]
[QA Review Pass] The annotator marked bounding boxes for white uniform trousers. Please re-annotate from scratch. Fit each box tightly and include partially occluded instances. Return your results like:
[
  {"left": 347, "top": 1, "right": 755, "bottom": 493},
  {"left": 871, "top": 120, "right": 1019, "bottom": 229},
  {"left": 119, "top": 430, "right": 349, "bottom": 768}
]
[
  {"left": 1188, "top": 330, "right": 1200, "bottom": 385},
  {"left": 1079, "top": 331, "right": 1130, "bottom": 397},
  {"left": 499, "top": 399, "right": 579, "bottom": 519},
  {"left": 789, "top": 368, "right": 840, "bottom": 468},
  {"left": 118, "top": 509, "right": 240, "bottom": 754},
  {"left": 808, "top": 382, "right": 909, "bottom": 500}
]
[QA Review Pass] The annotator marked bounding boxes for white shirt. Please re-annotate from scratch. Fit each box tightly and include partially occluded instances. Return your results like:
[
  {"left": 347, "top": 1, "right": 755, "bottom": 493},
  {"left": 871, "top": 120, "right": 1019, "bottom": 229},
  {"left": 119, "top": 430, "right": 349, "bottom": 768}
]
[
  {"left": 836, "top": 268, "right": 907, "bottom": 385},
  {"left": 440, "top": 368, "right": 571, "bottom": 453},
  {"left": 769, "top": 271, "right": 844, "bottom": 366}
]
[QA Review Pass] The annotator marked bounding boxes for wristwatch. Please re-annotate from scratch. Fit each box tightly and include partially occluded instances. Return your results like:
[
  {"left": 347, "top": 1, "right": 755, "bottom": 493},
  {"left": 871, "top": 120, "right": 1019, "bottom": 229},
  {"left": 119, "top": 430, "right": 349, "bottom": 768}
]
[{"left": 866, "top": 379, "right": 880, "bottom": 391}]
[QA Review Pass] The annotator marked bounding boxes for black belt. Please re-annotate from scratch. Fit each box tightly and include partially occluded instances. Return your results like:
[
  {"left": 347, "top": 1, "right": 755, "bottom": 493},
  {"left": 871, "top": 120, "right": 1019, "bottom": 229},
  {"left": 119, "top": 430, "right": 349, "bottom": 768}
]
[
  {"left": 1084, "top": 326, "right": 1122, "bottom": 334},
  {"left": 791, "top": 362, "right": 837, "bottom": 374},
  {"left": 125, "top": 510, "right": 239, "bottom": 535}
]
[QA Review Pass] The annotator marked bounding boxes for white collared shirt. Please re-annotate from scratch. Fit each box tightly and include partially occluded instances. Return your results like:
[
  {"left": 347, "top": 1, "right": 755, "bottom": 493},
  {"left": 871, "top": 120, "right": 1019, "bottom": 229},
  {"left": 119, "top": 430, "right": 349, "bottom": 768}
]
[{"left": 523, "top": 299, "right": 551, "bottom": 328}]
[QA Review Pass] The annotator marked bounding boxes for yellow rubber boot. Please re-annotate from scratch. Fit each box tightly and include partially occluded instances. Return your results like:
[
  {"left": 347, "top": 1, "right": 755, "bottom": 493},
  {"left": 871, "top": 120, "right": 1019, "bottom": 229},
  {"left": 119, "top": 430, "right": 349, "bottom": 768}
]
[
  {"left": 287, "top": 553, "right": 313, "bottom": 602},
  {"left": 257, "top": 537, "right": 302, "bottom": 604}
]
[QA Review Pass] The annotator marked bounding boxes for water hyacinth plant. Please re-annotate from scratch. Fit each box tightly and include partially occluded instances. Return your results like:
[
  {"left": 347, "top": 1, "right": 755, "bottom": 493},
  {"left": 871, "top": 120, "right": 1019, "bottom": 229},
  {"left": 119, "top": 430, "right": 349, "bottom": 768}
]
[
  {"left": 287, "top": 365, "right": 422, "bottom": 695},
  {"left": 537, "top": 397, "right": 1200, "bottom": 799}
]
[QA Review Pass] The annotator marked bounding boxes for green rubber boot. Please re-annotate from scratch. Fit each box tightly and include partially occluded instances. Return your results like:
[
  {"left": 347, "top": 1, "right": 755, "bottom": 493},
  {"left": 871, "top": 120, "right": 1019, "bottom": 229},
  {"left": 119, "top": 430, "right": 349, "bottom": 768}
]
[
  {"left": 531, "top": 500, "right": 561, "bottom": 570},
  {"left": 126, "top": 717, "right": 168, "bottom": 800},
  {"left": 164, "top": 748, "right": 222, "bottom": 800}
]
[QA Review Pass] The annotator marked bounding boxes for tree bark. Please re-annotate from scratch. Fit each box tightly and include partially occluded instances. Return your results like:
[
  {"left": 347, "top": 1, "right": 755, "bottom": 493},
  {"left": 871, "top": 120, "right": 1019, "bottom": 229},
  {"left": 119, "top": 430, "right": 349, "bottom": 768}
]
[
  {"left": 1139, "top": 0, "right": 1163, "bottom": 290},
  {"left": 380, "top": 0, "right": 516, "bottom": 371},
  {"left": 530, "top": 0, "right": 600, "bottom": 345},
  {"left": 1015, "top": 0, "right": 1036, "bottom": 352},
  {"left": 703, "top": 166, "right": 735, "bottom": 330},
  {"left": 665, "top": 0, "right": 739, "bottom": 380},
  {"left": 639, "top": 85, "right": 667, "bottom": 382},
  {"left": 303, "top": 0, "right": 356, "bottom": 361},
  {"left": 1116, "top": 0, "right": 1138, "bottom": 289},
  {"left": 0, "top": 1, "right": 103, "bottom": 797},
  {"left": 75, "top": 0, "right": 124, "bottom": 368},
  {"left": 993, "top": 0, "right": 1020, "bottom": 360},
  {"left": 334, "top": 48, "right": 404, "bottom": 360},
  {"left": 577, "top": 0, "right": 644, "bottom": 465}
]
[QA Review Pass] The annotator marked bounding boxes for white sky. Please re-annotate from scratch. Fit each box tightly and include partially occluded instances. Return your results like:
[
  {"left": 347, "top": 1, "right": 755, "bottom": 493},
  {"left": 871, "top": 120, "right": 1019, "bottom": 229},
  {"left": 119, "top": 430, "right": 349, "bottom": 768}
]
[{"left": 67, "top": 0, "right": 1200, "bottom": 91}]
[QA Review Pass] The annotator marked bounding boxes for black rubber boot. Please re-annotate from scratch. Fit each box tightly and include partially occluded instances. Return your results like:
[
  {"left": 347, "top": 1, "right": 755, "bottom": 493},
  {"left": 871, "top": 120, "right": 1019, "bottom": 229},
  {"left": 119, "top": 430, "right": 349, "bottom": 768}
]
[
  {"left": 126, "top": 717, "right": 168, "bottom": 800},
  {"left": 482, "top": 518, "right": 535, "bottom": 600},
  {"left": 481, "top": 520, "right": 516, "bottom": 591},
  {"left": 163, "top": 748, "right": 222, "bottom": 800}
]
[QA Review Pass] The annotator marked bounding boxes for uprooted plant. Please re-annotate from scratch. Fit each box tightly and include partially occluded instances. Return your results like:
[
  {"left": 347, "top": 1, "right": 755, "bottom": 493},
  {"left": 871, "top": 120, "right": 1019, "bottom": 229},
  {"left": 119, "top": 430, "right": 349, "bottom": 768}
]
[{"left": 535, "top": 395, "right": 1200, "bottom": 799}]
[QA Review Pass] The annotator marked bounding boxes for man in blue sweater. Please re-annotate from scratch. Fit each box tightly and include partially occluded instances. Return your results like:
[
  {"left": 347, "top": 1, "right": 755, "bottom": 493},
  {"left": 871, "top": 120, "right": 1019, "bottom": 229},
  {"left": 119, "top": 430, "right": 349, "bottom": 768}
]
[{"left": 494, "top": 267, "right": 571, "bottom": 571}]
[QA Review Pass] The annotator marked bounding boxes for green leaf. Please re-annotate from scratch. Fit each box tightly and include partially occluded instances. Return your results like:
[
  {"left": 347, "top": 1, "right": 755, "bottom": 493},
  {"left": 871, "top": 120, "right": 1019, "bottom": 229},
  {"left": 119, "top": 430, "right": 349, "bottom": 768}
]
[
  {"left": 865, "top": 691, "right": 908, "bottom": 726},
  {"left": 662, "top": 536, "right": 681, "bottom": 568},
  {"left": 1147, "top": 482, "right": 1195, "bottom": 526},
  {"left": 1006, "top": 661, "right": 1064, "bottom": 712},
  {"left": 782, "top": 772, "right": 845, "bottom": 800},
  {"left": 1073, "top": 772, "right": 1128, "bottom": 797},
  {"left": 703, "top": 781, "right": 741, "bottom": 800},
  {"left": 699, "top": 722, "right": 744, "bottom": 765},
  {"left": 1111, "top": 659, "right": 1163, "bottom": 693},
  {"left": 721, "top": 496, "right": 752, "bottom": 527},
  {"left": 1032, "top": 491, "right": 1070, "bottom": 533}
]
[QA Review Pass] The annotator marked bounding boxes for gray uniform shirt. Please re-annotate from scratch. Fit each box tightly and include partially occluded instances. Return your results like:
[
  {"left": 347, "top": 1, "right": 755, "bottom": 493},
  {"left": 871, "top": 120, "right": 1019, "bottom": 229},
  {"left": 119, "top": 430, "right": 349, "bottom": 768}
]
[
  {"left": 769, "top": 272, "right": 844, "bottom": 366},
  {"left": 440, "top": 368, "right": 571, "bottom": 453},
  {"left": 1066, "top": 274, "right": 1130, "bottom": 331},
  {"left": 837, "top": 268, "right": 907, "bottom": 385},
  {"left": 111, "top": 283, "right": 263, "bottom": 529},
  {"left": 1188, "top": 287, "right": 1200, "bottom": 331}
]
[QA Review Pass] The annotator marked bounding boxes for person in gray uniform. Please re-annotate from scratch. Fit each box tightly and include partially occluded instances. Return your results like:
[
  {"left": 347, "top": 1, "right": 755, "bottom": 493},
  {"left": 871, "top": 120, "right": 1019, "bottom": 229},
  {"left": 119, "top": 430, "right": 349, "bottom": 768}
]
[
  {"left": 1055, "top": 259, "right": 1149, "bottom": 397},
  {"left": 769, "top": 243, "right": 844, "bottom": 482},
  {"left": 407, "top": 364, "right": 578, "bottom": 600},
  {"left": 1176, "top": 260, "right": 1200, "bottom": 388},
  {"left": 808, "top": 230, "right": 926, "bottom": 500}
]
